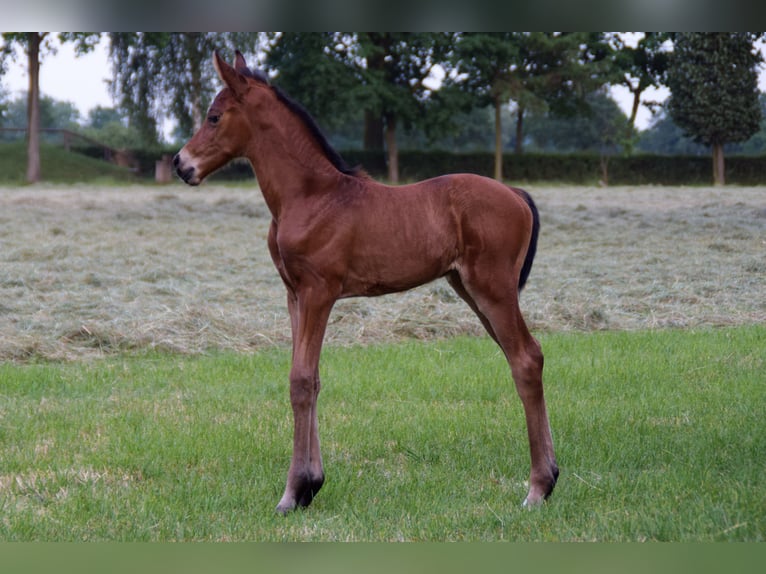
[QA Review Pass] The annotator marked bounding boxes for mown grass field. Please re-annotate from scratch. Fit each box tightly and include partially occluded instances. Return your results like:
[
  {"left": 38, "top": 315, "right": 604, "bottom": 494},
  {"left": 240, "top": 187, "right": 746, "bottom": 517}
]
[
  {"left": 0, "top": 183, "right": 764, "bottom": 541},
  {"left": 1, "top": 183, "right": 764, "bottom": 360}
]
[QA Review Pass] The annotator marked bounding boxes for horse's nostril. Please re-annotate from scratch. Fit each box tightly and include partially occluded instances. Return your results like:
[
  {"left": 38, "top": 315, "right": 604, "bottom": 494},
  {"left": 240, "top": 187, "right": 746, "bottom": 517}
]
[{"left": 173, "top": 154, "right": 180, "bottom": 167}]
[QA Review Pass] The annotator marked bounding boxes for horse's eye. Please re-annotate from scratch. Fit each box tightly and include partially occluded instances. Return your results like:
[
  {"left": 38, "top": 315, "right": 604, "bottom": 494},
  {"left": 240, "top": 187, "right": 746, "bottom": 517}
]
[{"left": 208, "top": 114, "right": 221, "bottom": 125}]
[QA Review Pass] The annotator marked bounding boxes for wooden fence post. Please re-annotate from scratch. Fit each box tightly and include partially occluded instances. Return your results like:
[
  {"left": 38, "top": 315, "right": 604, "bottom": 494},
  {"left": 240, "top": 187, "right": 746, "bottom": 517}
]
[{"left": 155, "top": 154, "right": 173, "bottom": 183}]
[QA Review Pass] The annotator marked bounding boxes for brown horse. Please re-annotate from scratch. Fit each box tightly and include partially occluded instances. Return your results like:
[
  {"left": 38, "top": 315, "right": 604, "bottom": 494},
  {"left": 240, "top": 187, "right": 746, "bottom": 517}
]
[{"left": 175, "top": 51, "right": 558, "bottom": 514}]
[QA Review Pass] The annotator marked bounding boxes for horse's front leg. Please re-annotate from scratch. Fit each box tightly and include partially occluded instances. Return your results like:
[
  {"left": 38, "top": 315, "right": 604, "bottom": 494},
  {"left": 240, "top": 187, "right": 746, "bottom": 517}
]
[{"left": 276, "top": 288, "right": 334, "bottom": 514}]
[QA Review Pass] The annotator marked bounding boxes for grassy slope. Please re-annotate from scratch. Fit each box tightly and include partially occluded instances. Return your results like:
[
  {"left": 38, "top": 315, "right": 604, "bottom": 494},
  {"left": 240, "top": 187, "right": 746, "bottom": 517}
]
[
  {"left": 1, "top": 325, "right": 763, "bottom": 541},
  {"left": 0, "top": 141, "right": 137, "bottom": 183}
]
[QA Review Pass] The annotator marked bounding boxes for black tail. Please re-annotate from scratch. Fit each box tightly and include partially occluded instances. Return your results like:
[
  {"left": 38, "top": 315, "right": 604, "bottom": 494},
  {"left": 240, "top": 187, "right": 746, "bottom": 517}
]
[{"left": 516, "top": 188, "right": 540, "bottom": 291}]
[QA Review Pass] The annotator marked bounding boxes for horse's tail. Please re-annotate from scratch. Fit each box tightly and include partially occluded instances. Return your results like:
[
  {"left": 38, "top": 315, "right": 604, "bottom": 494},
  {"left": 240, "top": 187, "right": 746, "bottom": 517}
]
[{"left": 514, "top": 187, "right": 540, "bottom": 291}]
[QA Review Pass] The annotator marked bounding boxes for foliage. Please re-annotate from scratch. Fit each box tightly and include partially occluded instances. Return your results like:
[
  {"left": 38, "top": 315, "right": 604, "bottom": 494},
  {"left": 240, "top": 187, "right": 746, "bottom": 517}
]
[
  {"left": 608, "top": 32, "right": 671, "bottom": 128},
  {"left": 107, "top": 33, "right": 261, "bottom": 145},
  {"left": 4, "top": 32, "right": 766, "bottom": 178},
  {"left": 80, "top": 105, "right": 145, "bottom": 149},
  {"left": 355, "top": 32, "right": 457, "bottom": 132},
  {"left": 637, "top": 112, "right": 710, "bottom": 156},
  {"left": 264, "top": 33, "right": 363, "bottom": 131},
  {"left": 85, "top": 105, "right": 123, "bottom": 129},
  {"left": 665, "top": 33, "right": 763, "bottom": 184},
  {"left": 524, "top": 90, "right": 630, "bottom": 153},
  {"left": 666, "top": 33, "right": 763, "bottom": 148},
  {"left": 266, "top": 32, "right": 461, "bottom": 181},
  {"left": 739, "top": 93, "right": 766, "bottom": 154},
  {"left": 638, "top": 93, "right": 766, "bottom": 156},
  {"left": 449, "top": 33, "right": 614, "bottom": 179},
  {"left": 0, "top": 92, "right": 80, "bottom": 131}
]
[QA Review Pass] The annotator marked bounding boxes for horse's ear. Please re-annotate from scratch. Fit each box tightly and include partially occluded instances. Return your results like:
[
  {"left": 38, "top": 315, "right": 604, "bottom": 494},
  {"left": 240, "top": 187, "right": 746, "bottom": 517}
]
[
  {"left": 235, "top": 49, "right": 270, "bottom": 85},
  {"left": 213, "top": 50, "right": 249, "bottom": 99},
  {"left": 234, "top": 50, "right": 249, "bottom": 75}
]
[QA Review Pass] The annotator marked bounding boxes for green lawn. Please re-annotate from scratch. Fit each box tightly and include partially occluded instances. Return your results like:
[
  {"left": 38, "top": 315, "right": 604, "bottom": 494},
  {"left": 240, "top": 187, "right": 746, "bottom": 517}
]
[{"left": 0, "top": 325, "right": 763, "bottom": 541}]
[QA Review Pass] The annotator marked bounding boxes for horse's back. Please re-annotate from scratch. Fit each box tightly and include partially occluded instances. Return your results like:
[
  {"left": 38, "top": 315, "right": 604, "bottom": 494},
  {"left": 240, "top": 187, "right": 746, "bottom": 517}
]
[
  {"left": 350, "top": 173, "right": 535, "bottom": 281},
  {"left": 408, "top": 174, "right": 536, "bottom": 281}
]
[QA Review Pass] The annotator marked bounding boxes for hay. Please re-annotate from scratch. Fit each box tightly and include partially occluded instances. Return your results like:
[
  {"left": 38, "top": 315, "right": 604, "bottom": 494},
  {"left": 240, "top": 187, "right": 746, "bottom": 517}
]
[{"left": 1, "top": 183, "right": 764, "bottom": 361}]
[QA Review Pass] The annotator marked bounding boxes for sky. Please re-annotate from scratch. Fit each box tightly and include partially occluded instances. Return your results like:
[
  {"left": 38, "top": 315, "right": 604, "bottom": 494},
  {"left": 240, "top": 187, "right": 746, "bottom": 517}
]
[{"left": 2, "top": 35, "right": 765, "bottom": 140}]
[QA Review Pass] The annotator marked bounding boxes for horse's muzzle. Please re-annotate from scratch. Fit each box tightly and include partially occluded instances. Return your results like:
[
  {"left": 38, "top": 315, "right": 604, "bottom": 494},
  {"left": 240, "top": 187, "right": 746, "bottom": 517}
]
[{"left": 173, "top": 153, "right": 199, "bottom": 186}]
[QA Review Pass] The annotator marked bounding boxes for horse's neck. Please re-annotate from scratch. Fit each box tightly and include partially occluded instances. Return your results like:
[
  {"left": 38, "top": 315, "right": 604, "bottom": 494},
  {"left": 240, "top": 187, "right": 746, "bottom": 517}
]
[{"left": 245, "top": 118, "right": 341, "bottom": 218}]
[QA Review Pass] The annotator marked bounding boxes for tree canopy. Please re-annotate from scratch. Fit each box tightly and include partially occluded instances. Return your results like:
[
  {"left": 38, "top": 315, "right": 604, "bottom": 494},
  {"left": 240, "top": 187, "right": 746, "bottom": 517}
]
[
  {"left": 266, "top": 32, "right": 458, "bottom": 182},
  {"left": 665, "top": 32, "right": 763, "bottom": 184},
  {"left": 3, "top": 32, "right": 766, "bottom": 184},
  {"left": 450, "top": 32, "right": 614, "bottom": 179},
  {"left": 108, "top": 33, "right": 261, "bottom": 145}
]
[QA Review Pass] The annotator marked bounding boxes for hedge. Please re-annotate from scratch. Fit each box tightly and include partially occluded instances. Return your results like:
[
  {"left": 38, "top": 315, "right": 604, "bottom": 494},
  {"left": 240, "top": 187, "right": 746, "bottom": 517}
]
[
  {"left": 116, "top": 146, "right": 766, "bottom": 185},
  {"left": 341, "top": 150, "right": 766, "bottom": 186}
]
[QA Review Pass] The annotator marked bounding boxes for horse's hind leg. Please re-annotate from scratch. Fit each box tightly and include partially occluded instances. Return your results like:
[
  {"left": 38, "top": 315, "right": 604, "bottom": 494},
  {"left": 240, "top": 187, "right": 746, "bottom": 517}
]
[
  {"left": 446, "top": 271, "right": 499, "bottom": 345},
  {"left": 456, "top": 269, "right": 558, "bottom": 506}
]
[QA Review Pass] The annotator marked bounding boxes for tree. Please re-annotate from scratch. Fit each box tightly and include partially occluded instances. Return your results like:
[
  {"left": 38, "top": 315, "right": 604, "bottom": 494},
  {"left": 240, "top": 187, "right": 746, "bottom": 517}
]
[
  {"left": 82, "top": 105, "right": 144, "bottom": 149},
  {"left": 358, "top": 33, "right": 456, "bottom": 182},
  {"left": 739, "top": 93, "right": 766, "bottom": 155},
  {"left": 665, "top": 33, "right": 763, "bottom": 185},
  {"left": 1, "top": 33, "right": 48, "bottom": 182},
  {"left": 2, "top": 94, "right": 79, "bottom": 129},
  {"left": 85, "top": 105, "right": 123, "bottom": 130},
  {"left": 0, "top": 86, "right": 8, "bottom": 130},
  {"left": 264, "top": 33, "right": 361, "bottom": 133},
  {"left": 108, "top": 33, "right": 261, "bottom": 145},
  {"left": 266, "top": 32, "right": 459, "bottom": 183},
  {"left": 452, "top": 32, "right": 613, "bottom": 180},
  {"left": 1, "top": 32, "right": 99, "bottom": 182},
  {"left": 610, "top": 32, "right": 671, "bottom": 129},
  {"left": 451, "top": 33, "right": 520, "bottom": 180},
  {"left": 524, "top": 90, "right": 629, "bottom": 154}
]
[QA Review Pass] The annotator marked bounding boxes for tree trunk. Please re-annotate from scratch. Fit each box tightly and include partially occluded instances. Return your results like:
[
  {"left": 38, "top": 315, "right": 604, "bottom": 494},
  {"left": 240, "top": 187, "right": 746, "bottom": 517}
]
[
  {"left": 712, "top": 142, "right": 725, "bottom": 185},
  {"left": 628, "top": 88, "right": 641, "bottom": 129},
  {"left": 493, "top": 97, "right": 503, "bottom": 181},
  {"left": 26, "top": 32, "right": 44, "bottom": 184},
  {"left": 186, "top": 33, "right": 204, "bottom": 132},
  {"left": 364, "top": 110, "right": 384, "bottom": 150},
  {"left": 384, "top": 113, "right": 398, "bottom": 183},
  {"left": 189, "top": 57, "right": 204, "bottom": 132},
  {"left": 599, "top": 154, "right": 609, "bottom": 186},
  {"left": 514, "top": 105, "right": 525, "bottom": 155}
]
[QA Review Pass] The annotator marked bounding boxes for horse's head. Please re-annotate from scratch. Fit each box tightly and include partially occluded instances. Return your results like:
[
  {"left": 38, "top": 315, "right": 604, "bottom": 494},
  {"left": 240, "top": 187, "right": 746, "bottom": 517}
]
[{"left": 174, "top": 51, "right": 267, "bottom": 185}]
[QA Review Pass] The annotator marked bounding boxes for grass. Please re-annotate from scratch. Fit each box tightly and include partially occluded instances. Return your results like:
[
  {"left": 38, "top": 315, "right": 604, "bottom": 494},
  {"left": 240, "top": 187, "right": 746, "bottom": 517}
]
[
  {"left": 1, "top": 325, "right": 764, "bottom": 541},
  {"left": 0, "top": 141, "right": 137, "bottom": 184}
]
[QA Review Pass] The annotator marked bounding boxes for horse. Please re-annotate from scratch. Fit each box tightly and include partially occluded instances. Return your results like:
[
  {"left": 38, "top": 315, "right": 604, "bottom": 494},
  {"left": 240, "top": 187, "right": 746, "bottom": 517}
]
[{"left": 174, "top": 51, "right": 558, "bottom": 514}]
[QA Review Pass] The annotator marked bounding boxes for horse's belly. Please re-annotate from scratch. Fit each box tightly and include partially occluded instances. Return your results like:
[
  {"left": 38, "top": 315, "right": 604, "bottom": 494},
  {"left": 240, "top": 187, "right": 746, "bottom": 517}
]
[{"left": 342, "top": 249, "right": 452, "bottom": 298}]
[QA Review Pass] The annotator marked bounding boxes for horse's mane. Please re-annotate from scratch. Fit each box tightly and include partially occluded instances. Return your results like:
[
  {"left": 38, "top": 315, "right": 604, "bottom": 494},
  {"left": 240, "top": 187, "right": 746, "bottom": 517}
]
[
  {"left": 272, "top": 86, "right": 364, "bottom": 177},
  {"left": 239, "top": 67, "right": 363, "bottom": 178}
]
